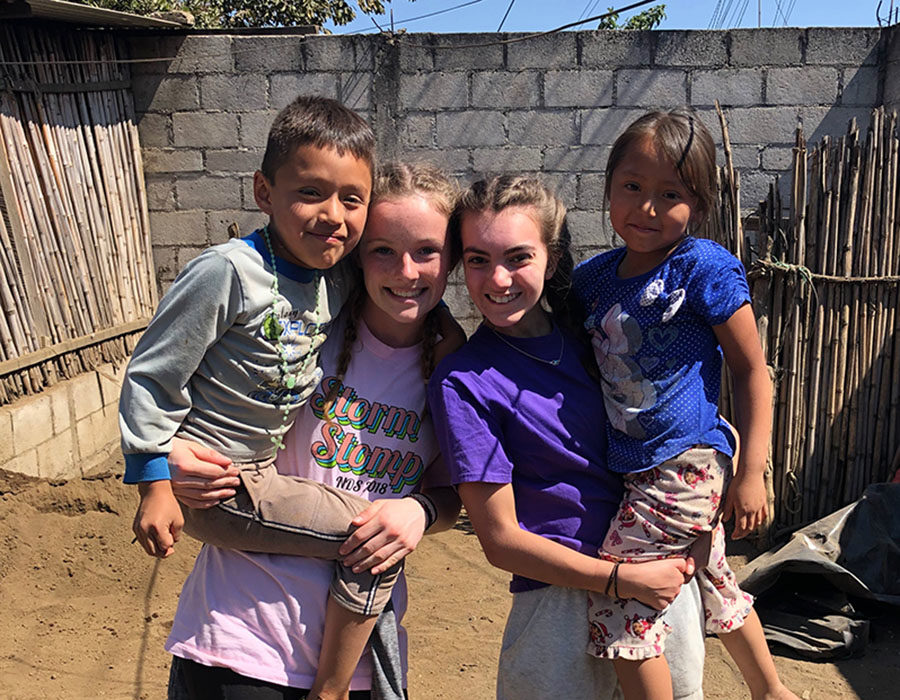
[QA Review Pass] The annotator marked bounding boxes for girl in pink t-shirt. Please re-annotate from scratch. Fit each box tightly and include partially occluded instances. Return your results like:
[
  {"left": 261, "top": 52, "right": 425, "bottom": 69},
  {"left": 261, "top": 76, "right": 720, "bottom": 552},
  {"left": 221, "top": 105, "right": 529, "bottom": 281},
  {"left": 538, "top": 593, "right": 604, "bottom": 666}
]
[{"left": 162, "top": 162, "right": 462, "bottom": 700}]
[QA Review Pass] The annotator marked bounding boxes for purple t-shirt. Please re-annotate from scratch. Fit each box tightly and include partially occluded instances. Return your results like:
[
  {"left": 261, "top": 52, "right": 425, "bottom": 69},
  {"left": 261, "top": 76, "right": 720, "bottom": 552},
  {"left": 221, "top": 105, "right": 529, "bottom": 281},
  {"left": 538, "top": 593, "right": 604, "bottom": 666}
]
[{"left": 427, "top": 323, "right": 624, "bottom": 592}]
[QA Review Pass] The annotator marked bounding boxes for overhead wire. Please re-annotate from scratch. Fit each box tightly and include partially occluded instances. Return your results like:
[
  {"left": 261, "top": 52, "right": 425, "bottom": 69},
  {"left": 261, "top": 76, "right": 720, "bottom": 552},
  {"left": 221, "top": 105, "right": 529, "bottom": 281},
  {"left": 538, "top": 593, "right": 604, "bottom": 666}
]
[{"left": 497, "top": 0, "right": 517, "bottom": 31}]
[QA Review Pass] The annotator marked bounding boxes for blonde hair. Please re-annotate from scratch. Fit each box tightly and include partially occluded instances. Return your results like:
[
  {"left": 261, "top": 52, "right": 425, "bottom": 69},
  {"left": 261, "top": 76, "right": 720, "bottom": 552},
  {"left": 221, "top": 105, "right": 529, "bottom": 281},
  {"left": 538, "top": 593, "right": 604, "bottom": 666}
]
[
  {"left": 605, "top": 108, "right": 717, "bottom": 227},
  {"left": 449, "top": 175, "right": 575, "bottom": 327},
  {"left": 321, "top": 162, "right": 459, "bottom": 420}
]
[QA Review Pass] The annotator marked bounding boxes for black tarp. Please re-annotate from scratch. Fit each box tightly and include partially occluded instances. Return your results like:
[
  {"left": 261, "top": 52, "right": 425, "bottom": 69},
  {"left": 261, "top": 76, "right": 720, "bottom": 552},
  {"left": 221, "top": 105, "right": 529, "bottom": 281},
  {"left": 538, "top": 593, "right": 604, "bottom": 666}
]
[{"left": 736, "top": 483, "right": 900, "bottom": 659}]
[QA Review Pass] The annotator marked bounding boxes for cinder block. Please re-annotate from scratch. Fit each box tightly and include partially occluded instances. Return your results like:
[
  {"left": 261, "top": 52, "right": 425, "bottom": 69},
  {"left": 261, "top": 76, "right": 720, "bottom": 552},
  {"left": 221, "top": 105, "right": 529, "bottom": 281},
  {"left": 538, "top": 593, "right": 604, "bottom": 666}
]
[
  {"left": 760, "top": 146, "right": 795, "bottom": 171},
  {"left": 50, "top": 389, "right": 71, "bottom": 435},
  {"left": 616, "top": 69, "right": 688, "bottom": 107},
  {"left": 725, "top": 107, "right": 800, "bottom": 145},
  {"left": 173, "top": 112, "right": 239, "bottom": 148},
  {"left": 38, "top": 428, "right": 75, "bottom": 480},
  {"left": 545, "top": 70, "right": 614, "bottom": 108},
  {"left": 143, "top": 149, "right": 203, "bottom": 174},
  {"left": 303, "top": 36, "right": 367, "bottom": 71},
  {"left": 149, "top": 211, "right": 208, "bottom": 247},
  {"left": 401, "top": 114, "right": 435, "bottom": 148},
  {"left": 96, "top": 366, "right": 123, "bottom": 408},
  {"left": 740, "top": 169, "right": 782, "bottom": 210},
  {"left": 0, "top": 408, "right": 13, "bottom": 464},
  {"left": 436, "top": 111, "right": 505, "bottom": 147},
  {"left": 399, "top": 39, "right": 434, "bottom": 72},
  {"left": 577, "top": 173, "right": 607, "bottom": 209},
  {"left": 5, "top": 449, "right": 39, "bottom": 478},
  {"left": 691, "top": 69, "right": 763, "bottom": 107},
  {"left": 176, "top": 175, "right": 242, "bottom": 211},
  {"left": 400, "top": 73, "right": 468, "bottom": 110},
  {"left": 145, "top": 176, "right": 176, "bottom": 211},
  {"left": 169, "top": 35, "right": 234, "bottom": 73},
  {"left": 472, "top": 71, "right": 540, "bottom": 109},
  {"left": 269, "top": 74, "right": 339, "bottom": 109},
  {"left": 207, "top": 211, "right": 266, "bottom": 244},
  {"left": 729, "top": 28, "right": 802, "bottom": 67},
  {"left": 655, "top": 31, "right": 727, "bottom": 67},
  {"left": 841, "top": 66, "right": 880, "bottom": 106},
  {"left": 136, "top": 113, "right": 170, "bottom": 147},
  {"left": 133, "top": 75, "right": 200, "bottom": 114},
  {"left": 507, "top": 33, "right": 577, "bottom": 70},
  {"left": 543, "top": 145, "right": 610, "bottom": 173},
  {"left": 582, "top": 31, "right": 652, "bottom": 68},
  {"left": 233, "top": 36, "right": 305, "bottom": 72},
  {"left": 75, "top": 410, "right": 111, "bottom": 462},
  {"left": 177, "top": 246, "right": 209, "bottom": 271},
  {"left": 580, "top": 108, "right": 646, "bottom": 146},
  {"left": 885, "top": 69, "right": 900, "bottom": 109},
  {"left": 399, "top": 147, "right": 470, "bottom": 174},
  {"left": 889, "top": 25, "right": 900, "bottom": 63},
  {"left": 540, "top": 172, "right": 577, "bottom": 207},
  {"left": 472, "top": 147, "right": 543, "bottom": 173},
  {"left": 124, "top": 35, "right": 185, "bottom": 74},
  {"left": 508, "top": 111, "right": 578, "bottom": 146},
  {"left": 339, "top": 72, "right": 372, "bottom": 111},
  {"left": 432, "top": 35, "right": 504, "bottom": 71},
  {"left": 767, "top": 67, "right": 839, "bottom": 105},
  {"left": 730, "top": 146, "right": 761, "bottom": 169},
  {"left": 69, "top": 373, "right": 103, "bottom": 421},
  {"left": 567, "top": 211, "right": 619, "bottom": 250},
  {"left": 807, "top": 28, "right": 882, "bottom": 66},
  {"left": 200, "top": 74, "right": 268, "bottom": 111},
  {"left": 239, "top": 111, "right": 278, "bottom": 150},
  {"left": 206, "top": 149, "right": 263, "bottom": 174},
  {"left": 152, "top": 245, "right": 178, "bottom": 281},
  {"left": 441, "top": 278, "right": 477, "bottom": 319},
  {"left": 800, "top": 106, "right": 872, "bottom": 144},
  {"left": 12, "top": 393, "right": 54, "bottom": 453},
  {"left": 241, "top": 176, "right": 258, "bottom": 210}
]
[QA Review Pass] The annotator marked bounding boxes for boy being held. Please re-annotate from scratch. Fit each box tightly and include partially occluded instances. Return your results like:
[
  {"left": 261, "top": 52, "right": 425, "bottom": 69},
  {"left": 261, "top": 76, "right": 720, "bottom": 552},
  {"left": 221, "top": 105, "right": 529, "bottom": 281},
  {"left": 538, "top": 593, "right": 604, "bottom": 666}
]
[{"left": 121, "top": 95, "right": 425, "bottom": 700}]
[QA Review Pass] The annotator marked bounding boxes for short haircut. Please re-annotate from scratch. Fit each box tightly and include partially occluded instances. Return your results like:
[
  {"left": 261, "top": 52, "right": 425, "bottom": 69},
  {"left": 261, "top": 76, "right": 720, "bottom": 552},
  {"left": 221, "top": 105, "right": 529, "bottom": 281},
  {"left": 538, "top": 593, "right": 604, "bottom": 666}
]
[
  {"left": 605, "top": 108, "right": 717, "bottom": 226},
  {"left": 260, "top": 95, "right": 376, "bottom": 182}
]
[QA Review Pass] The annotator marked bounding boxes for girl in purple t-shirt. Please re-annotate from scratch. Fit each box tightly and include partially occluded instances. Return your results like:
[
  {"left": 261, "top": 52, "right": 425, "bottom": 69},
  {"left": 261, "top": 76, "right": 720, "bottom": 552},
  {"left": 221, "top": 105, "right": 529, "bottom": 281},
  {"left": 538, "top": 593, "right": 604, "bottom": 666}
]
[
  {"left": 573, "top": 110, "right": 799, "bottom": 700},
  {"left": 429, "top": 175, "right": 705, "bottom": 700}
]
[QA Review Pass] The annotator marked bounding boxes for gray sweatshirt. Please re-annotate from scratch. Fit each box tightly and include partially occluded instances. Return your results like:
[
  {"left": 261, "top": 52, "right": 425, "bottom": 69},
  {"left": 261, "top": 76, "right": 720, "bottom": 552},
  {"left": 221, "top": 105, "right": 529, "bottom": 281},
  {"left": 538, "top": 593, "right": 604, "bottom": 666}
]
[{"left": 119, "top": 231, "right": 353, "bottom": 482}]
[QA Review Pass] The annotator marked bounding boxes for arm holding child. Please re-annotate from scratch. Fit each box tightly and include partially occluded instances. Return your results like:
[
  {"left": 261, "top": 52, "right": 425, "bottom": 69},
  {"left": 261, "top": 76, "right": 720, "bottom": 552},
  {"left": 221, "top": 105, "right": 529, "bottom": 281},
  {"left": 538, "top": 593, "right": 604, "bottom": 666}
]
[{"left": 714, "top": 302, "right": 773, "bottom": 540}]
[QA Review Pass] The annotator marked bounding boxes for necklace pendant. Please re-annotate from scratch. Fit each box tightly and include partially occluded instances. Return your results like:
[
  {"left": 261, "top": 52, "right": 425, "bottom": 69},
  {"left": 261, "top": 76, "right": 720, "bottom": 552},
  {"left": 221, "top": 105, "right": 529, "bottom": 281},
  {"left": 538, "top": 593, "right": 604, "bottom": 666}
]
[{"left": 284, "top": 375, "right": 296, "bottom": 389}]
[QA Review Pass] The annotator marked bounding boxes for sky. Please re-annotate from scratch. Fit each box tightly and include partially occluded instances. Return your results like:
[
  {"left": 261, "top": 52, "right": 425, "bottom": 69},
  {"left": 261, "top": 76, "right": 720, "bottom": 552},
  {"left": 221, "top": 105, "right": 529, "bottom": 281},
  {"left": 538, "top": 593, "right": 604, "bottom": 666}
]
[{"left": 326, "top": 0, "right": 891, "bottom": 34}]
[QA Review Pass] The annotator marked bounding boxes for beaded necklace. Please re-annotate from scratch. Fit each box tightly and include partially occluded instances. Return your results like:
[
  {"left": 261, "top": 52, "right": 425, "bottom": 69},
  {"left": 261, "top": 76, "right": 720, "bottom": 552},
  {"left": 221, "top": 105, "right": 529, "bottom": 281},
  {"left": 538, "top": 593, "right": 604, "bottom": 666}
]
[{"left": 260, "top": 224, "right": 324, "bottom": 450}]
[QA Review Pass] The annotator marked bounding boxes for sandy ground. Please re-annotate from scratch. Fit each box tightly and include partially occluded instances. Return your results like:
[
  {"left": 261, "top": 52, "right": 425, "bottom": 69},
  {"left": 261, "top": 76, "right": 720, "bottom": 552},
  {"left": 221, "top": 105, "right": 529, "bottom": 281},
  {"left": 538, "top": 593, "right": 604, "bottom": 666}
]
[{"left": 1, "top": 460, "right": 898, "bottom": 699}]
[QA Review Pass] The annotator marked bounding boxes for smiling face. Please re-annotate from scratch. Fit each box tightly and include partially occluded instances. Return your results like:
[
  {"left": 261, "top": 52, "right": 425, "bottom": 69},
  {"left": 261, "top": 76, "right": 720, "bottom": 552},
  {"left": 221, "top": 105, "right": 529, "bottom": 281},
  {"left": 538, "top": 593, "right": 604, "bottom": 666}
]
[
  {"left": 359, "top": 195, "right": 452, "bottom": 347},
  {"left": 608, "top": 136, "right": 697, "bottom": 275},
  {"left": 460, "top": 205, "right": 556, "bottom": 338},
  {"left": 253, "top": 143, "right": 372, "bottom": 269}
]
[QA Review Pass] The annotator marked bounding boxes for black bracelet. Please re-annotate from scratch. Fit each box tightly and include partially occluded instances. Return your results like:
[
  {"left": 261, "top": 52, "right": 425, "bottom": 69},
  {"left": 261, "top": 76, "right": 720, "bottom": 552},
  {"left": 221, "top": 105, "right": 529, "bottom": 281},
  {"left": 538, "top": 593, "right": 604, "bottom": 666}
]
[
  {"left": 613, "top": 562, "right": 622, "bottom": 600},
  {"left": 406, "top": 492, "right": 438, "bottom": 531},
  {"left": 604, "top": 561, "right": 620, "bottom": 598}
]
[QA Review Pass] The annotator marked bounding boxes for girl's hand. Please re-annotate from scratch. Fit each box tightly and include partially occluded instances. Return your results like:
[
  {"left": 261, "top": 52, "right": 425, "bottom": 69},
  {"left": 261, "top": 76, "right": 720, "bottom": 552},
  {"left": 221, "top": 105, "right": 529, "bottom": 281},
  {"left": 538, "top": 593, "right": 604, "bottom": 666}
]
[
  {"left": 338, "top": 498, "right": 428, "bottom": 575},
  {"left": 616, "top": 558, "right": 694, "bottom": 610},
  {"left": 168, "top": 437, "right": 240, "bottom": 509},
  {"left": 723, "top": 473, "right": 768, "bottom": 539}
]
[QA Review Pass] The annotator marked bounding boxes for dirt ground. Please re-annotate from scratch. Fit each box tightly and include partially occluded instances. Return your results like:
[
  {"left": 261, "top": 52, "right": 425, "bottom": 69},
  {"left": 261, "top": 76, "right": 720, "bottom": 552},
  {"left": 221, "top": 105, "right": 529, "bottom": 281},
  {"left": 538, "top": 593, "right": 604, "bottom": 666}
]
[{"left": 1, "top": 459, "right": 898, "bottom": 699}]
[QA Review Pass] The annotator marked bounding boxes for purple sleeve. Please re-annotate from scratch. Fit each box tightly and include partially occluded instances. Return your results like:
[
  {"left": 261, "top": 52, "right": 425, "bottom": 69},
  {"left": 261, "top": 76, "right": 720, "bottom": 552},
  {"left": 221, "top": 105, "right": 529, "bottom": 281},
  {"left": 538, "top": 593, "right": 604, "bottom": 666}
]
[
  {"left": 427, "top": 374, "right": 513, "bottom": 486},
  {"left": 690, "top": 248, "right": 751, "bottom": 326}
]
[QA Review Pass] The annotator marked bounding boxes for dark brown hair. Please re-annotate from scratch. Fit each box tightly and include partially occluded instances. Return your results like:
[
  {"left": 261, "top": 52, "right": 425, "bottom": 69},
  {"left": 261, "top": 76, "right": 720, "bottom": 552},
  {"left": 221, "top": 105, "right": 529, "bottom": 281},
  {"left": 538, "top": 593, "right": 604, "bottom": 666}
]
[
  {"left": 605, "top": 108, "right": 717, "bottom": 227},
  {"left": 259, "top": 95, "right": 375, "bottom": 182}
]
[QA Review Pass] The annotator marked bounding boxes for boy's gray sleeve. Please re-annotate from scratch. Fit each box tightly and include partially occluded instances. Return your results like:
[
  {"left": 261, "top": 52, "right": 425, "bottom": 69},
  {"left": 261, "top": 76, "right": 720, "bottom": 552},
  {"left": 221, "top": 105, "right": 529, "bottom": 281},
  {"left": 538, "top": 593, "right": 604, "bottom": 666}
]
[{"left": 119, "top": 251, "right": 244, "bottom": 478}]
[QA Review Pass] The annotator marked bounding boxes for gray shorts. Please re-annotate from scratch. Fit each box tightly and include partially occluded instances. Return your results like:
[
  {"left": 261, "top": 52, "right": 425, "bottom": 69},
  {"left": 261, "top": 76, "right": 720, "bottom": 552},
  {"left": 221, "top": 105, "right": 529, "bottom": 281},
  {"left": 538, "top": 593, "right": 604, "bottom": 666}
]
[
  {"left": 181, "top": 460, "right": 401, "bottom": 616},
  {"left": 497, "top": 580, "right": 706, "bottom": 700}
]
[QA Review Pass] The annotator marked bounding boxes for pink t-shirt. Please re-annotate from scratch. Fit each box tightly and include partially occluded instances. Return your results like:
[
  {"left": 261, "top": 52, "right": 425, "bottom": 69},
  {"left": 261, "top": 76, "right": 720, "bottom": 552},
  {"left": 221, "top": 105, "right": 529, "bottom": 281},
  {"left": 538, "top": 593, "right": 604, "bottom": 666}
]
[{"left": 166, "top": 317, "right": 445, "bottom": 690}]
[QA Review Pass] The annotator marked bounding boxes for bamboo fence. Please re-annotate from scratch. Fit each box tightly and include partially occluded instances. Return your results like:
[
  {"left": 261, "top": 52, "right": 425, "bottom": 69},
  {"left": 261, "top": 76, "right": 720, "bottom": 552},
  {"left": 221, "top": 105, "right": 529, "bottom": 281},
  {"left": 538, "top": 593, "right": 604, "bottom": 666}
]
[
  {"left": 0, "top": 25, "right": 155, "bottom": 404},
  {"left": 702, "top": 104, "right": 900, "bottom": 538}
]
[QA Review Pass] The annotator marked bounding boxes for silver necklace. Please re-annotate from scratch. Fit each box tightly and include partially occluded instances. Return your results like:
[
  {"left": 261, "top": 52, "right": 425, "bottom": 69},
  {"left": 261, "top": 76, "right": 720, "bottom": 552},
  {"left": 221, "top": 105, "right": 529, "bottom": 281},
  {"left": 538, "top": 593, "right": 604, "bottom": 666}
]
[{"left": 491, "top": 327, "right": 564, "bottom": 366}]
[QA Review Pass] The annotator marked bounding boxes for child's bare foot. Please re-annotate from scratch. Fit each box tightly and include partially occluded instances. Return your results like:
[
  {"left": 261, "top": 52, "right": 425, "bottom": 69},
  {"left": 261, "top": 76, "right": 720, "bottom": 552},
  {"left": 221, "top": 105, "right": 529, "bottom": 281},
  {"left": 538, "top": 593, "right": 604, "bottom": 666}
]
[{"left": 754, "top": 683, "right": 801, "bottom": 700}]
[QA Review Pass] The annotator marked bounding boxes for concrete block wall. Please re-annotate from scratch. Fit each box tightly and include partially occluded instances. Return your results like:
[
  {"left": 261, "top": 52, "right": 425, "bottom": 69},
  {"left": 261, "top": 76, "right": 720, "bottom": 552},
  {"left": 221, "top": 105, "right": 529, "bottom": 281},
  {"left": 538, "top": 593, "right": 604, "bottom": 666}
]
[
  {"left": 124, "top": 27, "right": 888, "bottom": 328},
  {"left": 0, "top": 363, "right": 125, "bottom": 481}
]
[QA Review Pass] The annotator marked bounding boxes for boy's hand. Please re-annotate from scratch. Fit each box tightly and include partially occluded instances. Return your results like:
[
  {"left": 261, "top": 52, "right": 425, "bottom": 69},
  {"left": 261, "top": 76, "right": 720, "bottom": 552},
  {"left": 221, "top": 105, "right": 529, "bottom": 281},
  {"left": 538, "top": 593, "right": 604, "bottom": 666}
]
[
  {"left": 133, "top": 480, "right": 184, "bottom": 558},
  {"left": 723, "top": 473, "right": 768, "bottom": 539}
]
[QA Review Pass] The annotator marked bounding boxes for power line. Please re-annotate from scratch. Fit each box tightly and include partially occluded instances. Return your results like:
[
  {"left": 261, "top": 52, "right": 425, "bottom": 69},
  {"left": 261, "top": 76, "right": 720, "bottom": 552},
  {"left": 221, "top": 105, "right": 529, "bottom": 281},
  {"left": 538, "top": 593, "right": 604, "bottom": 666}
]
[
  {"left": 497, "top": 0, "right": 517, "bottom": 31},
  {"left": 339, "top": 0, "right": 485, "bottom": 35}
]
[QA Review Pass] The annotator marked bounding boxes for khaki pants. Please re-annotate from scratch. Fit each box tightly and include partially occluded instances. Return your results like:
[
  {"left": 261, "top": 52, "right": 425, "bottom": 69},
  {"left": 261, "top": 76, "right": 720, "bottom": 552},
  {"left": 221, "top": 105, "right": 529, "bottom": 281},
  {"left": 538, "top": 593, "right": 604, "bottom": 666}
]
[{"left": 181, "top": 460, "right": 401, "bottom": 616}]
